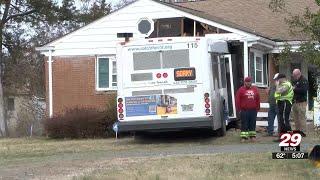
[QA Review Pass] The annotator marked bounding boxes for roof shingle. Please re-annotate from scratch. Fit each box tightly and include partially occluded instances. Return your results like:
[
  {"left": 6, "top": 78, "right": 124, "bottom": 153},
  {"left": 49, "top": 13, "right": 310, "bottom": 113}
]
[{"left": 162, "top": 0, "right": 319, "bottom": 41}]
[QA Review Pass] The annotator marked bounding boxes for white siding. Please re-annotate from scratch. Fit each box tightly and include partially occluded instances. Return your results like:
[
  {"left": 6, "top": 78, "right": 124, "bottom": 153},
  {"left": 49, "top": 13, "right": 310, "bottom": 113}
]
[
  {"left": 49, "top": 0, "right": 182, "bottom": 56},
  {"left": 45, "top": 0, "right": 255, "bottom": 57}
]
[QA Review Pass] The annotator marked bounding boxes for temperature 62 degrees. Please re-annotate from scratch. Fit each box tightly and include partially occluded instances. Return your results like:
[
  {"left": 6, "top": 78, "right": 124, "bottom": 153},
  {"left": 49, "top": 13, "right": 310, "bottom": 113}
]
[{"left": 272, "top": 152, "right": 287, "bottom": 159}]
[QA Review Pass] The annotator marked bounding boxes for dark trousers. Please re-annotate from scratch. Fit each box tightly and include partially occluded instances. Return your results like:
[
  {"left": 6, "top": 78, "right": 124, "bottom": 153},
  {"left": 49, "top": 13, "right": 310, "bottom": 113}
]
[
  {"left": 240, "top": 110, "right": 257, "bottom": 137},
  {"left": 277, "top": 100, "right": 292, "bottom": 133},
  {"left": 267, "top": 105, "right": 278, "bottom": 135}
]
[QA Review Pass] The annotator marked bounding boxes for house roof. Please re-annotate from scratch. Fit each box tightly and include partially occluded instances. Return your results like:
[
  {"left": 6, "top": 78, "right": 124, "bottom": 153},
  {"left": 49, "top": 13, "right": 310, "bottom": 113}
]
[
  {"left": 159, "top": 0, "right": 319, "bottom": 41},
  {"left": 39, "top": 0, "right": 318, "bottom": 52},
  {"left": 156, "top": 0, "right": 264, "bottom": 37}
]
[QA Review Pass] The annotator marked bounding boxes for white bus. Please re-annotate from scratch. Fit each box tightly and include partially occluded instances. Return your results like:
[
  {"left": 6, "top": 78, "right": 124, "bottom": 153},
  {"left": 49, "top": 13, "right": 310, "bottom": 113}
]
[{"left": 116, "top": 37, "right": 237, "bottom": 136}]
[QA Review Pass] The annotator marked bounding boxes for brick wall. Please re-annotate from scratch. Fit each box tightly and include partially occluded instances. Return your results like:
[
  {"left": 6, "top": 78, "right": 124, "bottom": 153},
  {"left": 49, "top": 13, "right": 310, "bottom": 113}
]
[
  {"left": 45, "top": 56, "right": 115, "bottom": 116},
  {"left": 257, "top": 54, "right": 278, "bottom": 112}
]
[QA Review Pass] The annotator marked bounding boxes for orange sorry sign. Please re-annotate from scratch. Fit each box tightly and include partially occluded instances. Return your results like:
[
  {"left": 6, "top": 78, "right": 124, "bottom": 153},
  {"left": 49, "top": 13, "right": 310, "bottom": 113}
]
[
  {"left": 176, "top": 69, "right": 193, "bottom": 77},
  {"left": 174, "top": 68, "right": 196, "bottom": 81}
]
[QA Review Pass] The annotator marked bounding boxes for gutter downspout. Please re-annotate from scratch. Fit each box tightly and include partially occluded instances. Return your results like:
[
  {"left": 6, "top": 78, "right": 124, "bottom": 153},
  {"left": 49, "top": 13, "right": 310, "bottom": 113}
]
[
  {"left": 243, "top": 40, "right": 249, "bottom": 77},
  {"left": 48, "top": 49, "right": 53, "bottom": 118},
  {"left": 35, "top": 46, "right": 55, "bottom": 118}
]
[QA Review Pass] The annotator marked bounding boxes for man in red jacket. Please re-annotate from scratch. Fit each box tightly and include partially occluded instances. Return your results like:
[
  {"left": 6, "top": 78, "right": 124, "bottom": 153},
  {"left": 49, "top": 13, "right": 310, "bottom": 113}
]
[{"left": 236, "top": 77, "right": 260, "bottom": 142}]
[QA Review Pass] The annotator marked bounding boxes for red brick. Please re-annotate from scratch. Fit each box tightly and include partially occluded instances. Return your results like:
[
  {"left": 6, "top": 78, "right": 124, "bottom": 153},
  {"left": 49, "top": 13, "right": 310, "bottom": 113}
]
[{"left": 45, "top": 56, "right": 115, "bottom": 116}]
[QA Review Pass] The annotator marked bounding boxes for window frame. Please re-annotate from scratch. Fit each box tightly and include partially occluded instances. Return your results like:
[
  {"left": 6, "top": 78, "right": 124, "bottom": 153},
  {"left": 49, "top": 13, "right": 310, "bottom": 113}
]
[
  {"left": 95, "top": 56, "right": 117, "bottom": 91},
  {"left": 249, "top": 49, "right": 268, "bottom": 87}
]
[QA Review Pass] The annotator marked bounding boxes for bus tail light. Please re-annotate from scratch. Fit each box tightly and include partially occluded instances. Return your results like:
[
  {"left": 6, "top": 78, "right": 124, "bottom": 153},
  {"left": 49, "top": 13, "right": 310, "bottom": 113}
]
[
  {"left": 156, "top": 73, "right": 161, "bottom": 78},
  {"left": 118, "top": 98, "right": 124, "bottom": 120},
  {"left": 205, "top": 103, "right": 210, "bottom": 109},
  {"left": 204, "top": 93, "right": 211, "bottom": 115},
  {"left": 163, "top": 73, "right": 168, "bottom": 78},
  {"left": 205, "top": 98, "right": 210, "bottom": 103}
]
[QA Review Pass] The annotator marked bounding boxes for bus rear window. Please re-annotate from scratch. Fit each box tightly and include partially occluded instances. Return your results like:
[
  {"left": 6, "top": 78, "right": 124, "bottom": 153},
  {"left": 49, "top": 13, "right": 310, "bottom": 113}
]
[
  {"left": 133, "top": 51, "right": 161, "bottom": 70},
  {"left": 163, "top": 49, "right": 189, "bottom": 68},
  {"left": 133, "top": 50, "right": 190, "bottom": 70}
]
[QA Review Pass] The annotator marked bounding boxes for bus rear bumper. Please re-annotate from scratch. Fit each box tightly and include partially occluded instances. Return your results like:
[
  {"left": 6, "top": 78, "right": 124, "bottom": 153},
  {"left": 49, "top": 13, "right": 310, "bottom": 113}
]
[{"left": 117, "top": 117, "right": 213, "bottom": 132}]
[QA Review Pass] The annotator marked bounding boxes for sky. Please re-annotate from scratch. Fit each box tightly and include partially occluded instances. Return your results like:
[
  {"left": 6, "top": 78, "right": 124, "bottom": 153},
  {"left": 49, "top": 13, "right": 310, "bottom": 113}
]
[{"left": 55, "top": 0, "right": 122, "bottom": 9}]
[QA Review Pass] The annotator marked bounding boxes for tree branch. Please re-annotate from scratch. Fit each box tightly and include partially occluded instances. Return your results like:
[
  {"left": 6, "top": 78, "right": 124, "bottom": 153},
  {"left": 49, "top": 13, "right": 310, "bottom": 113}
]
[
  {"left": 1, "top": 0, "right": 11, "bottom": 27},
  {"left": 10, "top": 3, "right": 21, "bottom": 12},
  {"left": 4, "top": 9, "right": 37, "bottom": 24}
]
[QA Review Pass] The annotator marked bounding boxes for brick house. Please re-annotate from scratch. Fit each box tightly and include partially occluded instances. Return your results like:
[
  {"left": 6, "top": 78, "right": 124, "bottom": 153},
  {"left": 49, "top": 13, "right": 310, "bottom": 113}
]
[{"left": 36, "top": 0, "right": 319, "bottom": 118}]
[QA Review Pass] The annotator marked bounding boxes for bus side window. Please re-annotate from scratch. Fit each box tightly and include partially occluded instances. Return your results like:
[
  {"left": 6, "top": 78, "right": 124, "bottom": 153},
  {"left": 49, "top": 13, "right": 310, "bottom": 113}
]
[
  {"left": 219, "top": 57, "right": 227, "bottom": 88},
  {"left": 211, "top": 54, "right": 220, "bottom": 89}
]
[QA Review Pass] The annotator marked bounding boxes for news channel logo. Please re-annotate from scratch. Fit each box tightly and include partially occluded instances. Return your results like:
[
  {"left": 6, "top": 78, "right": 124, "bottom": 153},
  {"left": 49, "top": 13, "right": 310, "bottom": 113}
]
[{"left": 272, "top": 132, "right": 308, "bottom": 160}]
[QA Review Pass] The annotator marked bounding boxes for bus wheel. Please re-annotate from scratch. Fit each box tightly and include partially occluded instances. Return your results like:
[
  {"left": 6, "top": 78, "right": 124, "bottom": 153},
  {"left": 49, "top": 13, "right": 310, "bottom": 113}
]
[{"left": 217, "top": 101, "right": 227, "bottom": 137}]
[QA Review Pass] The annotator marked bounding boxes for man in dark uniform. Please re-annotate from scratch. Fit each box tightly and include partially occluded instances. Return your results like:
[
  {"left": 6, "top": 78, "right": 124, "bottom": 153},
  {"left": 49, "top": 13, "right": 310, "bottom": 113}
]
[{"left": 292, "top": 69, "right": 309, "bottom": 137}]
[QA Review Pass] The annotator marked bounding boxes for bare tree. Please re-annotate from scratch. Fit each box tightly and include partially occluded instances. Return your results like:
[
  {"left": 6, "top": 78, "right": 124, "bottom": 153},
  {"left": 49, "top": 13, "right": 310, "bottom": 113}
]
[{"left": 0, "top": 0, "right": 112, "bottom": 137}]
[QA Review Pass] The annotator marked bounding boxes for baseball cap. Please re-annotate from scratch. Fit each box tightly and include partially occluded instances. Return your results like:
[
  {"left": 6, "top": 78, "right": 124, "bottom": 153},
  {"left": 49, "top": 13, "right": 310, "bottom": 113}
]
[
  {"left": 244, "top": 76, "right": 252, "bottom": 82},
  {"left": 274, "top": 73, "right": 286, "bottom": 80}
]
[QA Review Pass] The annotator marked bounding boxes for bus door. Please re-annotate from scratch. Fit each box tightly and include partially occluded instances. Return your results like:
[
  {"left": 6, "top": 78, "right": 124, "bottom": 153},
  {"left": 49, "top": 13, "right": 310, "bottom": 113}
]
[{"left": 220, "top": 55, "right": 236, "bottom": 119}]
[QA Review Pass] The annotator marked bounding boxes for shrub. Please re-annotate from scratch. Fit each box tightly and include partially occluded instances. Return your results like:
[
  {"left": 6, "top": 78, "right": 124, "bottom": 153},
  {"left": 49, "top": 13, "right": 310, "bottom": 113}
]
[
  {"left": 44, "top": 104, "right": 116, "bottom": 139},
  {"left": 105, "top": 95, "right": 117, "bottom": 137}
]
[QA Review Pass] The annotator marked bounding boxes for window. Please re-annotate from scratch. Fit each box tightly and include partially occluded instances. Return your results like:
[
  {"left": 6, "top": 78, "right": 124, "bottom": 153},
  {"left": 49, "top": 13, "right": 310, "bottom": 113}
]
[
  {"left": 112, "top": 61, "right": 117, "bottom": 87},
  {"left": 96, "top": 57, "right": 117, "bottom": 90},
  {"left": 133, "top": 50, "right": 190, "bottom": 71},
  {"left": 133, "top": 52, "right": 161, "bottom": 70},
  {"left": 255, "top": 56, "right": 263, "bottom": 83},
  {"left": 8, "top": 98, "right": 14, "bottom": 111},
  {"left": 162, "top": 49, "right": 190, "bottom": 68},
  {"left": 249, "top": 50, "right": 268, "bottom": 86},
  {"left": 220, "top": 57, "right": 227, "bottom": 88},
  {"left": 211, "top": 54, "right": 220, "bottom": 90}
]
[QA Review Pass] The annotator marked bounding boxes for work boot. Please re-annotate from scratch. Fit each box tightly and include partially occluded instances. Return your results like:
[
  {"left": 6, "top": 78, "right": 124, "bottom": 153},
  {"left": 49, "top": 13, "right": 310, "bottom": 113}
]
[{"left": 240, "top": 138, "right": 247, "bottom": 143}]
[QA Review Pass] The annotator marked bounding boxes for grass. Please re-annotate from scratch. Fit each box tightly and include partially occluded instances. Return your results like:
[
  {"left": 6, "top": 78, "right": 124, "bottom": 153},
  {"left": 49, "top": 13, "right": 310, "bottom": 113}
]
[
  {"left": 0, "top": 129, "right": 318, "bottom": 166},
  {"left": 0, "top": 131, "right": 238, "bottom": 166},
  {"left": 0, "top": 129, "right": 319, "bottom": 179},
  {"left": 0, "top": 137, "right": 144, "bottom": 166},
  {"left": 75, "top": 153, "right": 320, "bottom": 180}
]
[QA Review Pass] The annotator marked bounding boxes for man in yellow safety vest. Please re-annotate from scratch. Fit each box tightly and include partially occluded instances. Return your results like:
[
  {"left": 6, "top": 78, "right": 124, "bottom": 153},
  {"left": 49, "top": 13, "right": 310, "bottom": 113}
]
[{"left": 274, "top": 73, "right": 294, "bottom": 134}]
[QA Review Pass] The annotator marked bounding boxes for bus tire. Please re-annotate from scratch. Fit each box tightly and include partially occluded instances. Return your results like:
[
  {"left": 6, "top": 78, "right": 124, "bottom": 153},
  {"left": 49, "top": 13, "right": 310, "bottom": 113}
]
[{"left": 216, "top": 101, "right": 227, "bottom": 137}]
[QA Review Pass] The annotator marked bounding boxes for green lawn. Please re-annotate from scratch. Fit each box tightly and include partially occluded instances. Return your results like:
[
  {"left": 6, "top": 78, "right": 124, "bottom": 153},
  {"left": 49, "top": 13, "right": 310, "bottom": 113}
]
[
  {"left": 76, "top": 153, "right": 319, "bottom": 180},
  {"left": 0, "top": 130, "right": 319, "bottom": 179}
]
